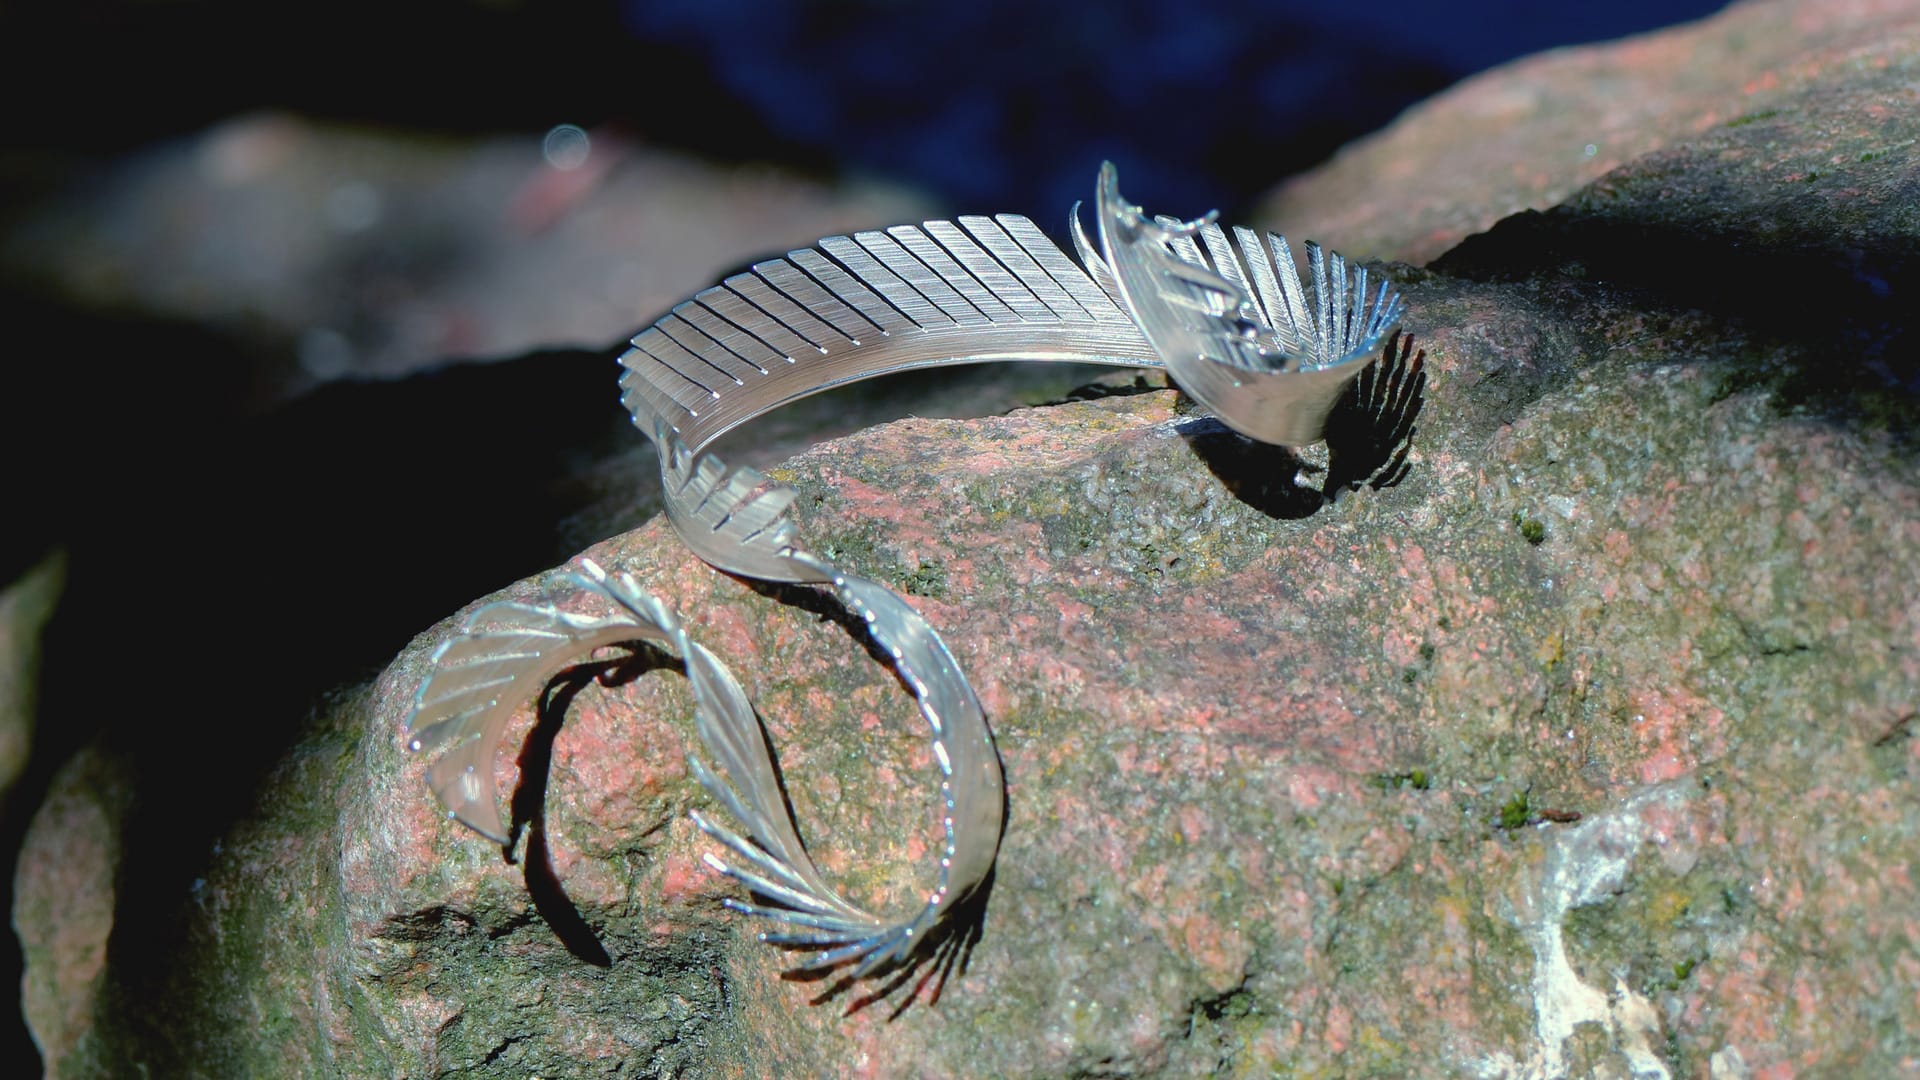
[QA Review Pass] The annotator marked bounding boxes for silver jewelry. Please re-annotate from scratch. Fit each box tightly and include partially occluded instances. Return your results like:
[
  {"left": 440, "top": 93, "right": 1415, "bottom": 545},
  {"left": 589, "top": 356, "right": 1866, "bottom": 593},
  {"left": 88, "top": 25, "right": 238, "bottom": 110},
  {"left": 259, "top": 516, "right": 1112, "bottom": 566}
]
[
  {"left": 619, "top": 162, "right": 1401, "bottom": 456},
  {"left": 405, "top": 163, "right": 1404, "bottom": 990}
]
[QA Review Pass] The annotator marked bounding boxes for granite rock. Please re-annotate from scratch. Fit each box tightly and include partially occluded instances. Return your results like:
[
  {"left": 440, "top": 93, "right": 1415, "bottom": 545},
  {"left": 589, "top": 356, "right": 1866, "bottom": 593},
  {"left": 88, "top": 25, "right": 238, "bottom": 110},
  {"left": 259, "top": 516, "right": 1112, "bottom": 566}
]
[
  {"left": 12, "top": 747, "right": 131, "bottom": 1078},
  {"left": 14, "top": 3, "right": 1920, "bottom": 1076},
  {"left": 1256, "top": 0, "right": 1920, "bottom": 266}
]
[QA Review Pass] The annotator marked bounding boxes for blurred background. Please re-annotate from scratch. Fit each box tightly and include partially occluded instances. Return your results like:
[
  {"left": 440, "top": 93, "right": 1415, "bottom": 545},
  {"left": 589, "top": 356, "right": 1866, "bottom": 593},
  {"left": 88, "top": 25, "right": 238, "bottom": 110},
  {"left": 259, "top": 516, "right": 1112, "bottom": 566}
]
[
  {"left": 0, "top": 0, "right": 1726, "bottom": 1071},
  {"left": 1, "top": 0, "right": 1730, "bottom": 401}
]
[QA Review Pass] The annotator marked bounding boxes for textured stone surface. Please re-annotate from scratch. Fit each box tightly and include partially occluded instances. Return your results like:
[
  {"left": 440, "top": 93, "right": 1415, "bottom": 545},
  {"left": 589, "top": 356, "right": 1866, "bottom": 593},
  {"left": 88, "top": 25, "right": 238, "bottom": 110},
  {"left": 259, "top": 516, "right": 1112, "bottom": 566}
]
[
  {"left": 12, "top": 748, "right": 131, "bottom": 1077},
  {"left": 1256, "top": 0, "right": 1920, "bottom": 265},
  {"left": 15, "top": 3, "right": 1920, "bottom": 1076}
]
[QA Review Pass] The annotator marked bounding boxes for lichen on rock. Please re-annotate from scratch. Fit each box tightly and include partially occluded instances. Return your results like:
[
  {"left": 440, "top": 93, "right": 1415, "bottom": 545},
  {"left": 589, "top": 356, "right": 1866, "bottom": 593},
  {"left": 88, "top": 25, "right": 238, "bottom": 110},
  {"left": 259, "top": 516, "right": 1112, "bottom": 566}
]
[{"left": 14, "top": 0, "right": 1920, "bottom": 1075}]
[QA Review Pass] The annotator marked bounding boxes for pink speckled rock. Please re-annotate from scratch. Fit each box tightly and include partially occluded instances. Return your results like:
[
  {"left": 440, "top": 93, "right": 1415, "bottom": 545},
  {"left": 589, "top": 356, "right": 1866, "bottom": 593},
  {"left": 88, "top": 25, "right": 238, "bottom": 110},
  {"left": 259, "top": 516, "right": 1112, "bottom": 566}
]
[
  {"left": 1256, "top": 0, "right": 1920, "bottom": 265},
  {"left": 271, "top": 311, "right": 1920, "bottom": 1077},
  {"left": 12, "top": 748, "right": 129, "bottom": 1077},
  {"left": 15, "top": 6, "right": 1920, "bottom": 1077}
]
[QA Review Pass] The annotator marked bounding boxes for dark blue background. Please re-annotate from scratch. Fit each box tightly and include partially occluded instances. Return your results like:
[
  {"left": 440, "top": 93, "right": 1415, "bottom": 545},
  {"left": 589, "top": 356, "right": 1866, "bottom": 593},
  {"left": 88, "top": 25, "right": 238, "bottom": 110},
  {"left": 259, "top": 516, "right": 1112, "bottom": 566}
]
[
  {"left": 619, "top": 0, "right": 1728, "bottom": 218},
  {"left": 3, "top": 0, "right": 1727, "bottom": 219}
]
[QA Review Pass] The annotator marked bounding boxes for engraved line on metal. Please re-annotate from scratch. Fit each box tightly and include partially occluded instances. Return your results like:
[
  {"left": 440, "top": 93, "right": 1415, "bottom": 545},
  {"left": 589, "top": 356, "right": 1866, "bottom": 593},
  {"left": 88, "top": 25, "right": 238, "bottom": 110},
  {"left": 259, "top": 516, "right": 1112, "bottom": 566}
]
[
  {"left": 1198, "top": 224, "right": 1260, "bottom": 327},
  {"left": 999, "top": 214, "right": 1122, "bottom": 321},
  {"left": 956, "top": 216, "right": 1088, "bottom": 322},
  {"left": 635, "top": 329, "right": 725, "bottom": 398},
  {"left": 726, "top": 268, "right": 849, "bottom": 350},
  {"left": 657, "top": 314, "right": 751, "bottom": 385},
  {"left": 697, "top": 283, "right": 815, "bottom": 361},
  {"left": 884, "top": 225, "right": 1017, "bottom": 324},
  {"left": 673, "top": 300, "right": 779, "bottom": 375},
  {"left": 787, "top": 248, "right": 911, "bottom": 334},
  {"left": 890, "top": 223, "right": 1018, "bottom": 322},
  {"left": 855, "top": 228, "right": 988, "bottom": 327},
  {"left": 920, "top": 221, "right": 1050, "bottom": 322},
  {"left": 817, "top": 235, "right": 948, "bottom": 330}
]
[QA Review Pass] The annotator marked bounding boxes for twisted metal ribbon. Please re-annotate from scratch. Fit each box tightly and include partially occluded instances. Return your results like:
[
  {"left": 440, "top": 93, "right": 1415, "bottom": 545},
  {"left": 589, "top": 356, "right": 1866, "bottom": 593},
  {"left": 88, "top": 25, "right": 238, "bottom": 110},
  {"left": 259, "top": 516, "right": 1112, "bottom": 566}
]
[{"left": 404, "top": 164, "right": 1406, "bottom": 991}]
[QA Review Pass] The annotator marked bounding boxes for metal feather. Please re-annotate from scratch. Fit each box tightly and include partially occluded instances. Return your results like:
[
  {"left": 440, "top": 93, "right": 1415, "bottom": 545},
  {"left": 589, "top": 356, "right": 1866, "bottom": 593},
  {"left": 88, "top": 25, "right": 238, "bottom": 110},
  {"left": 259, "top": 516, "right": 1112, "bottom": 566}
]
[
  {"left": 1095, "top": 163, "right": 1406, "bottom": 445},
  {"left": 618, "top": 214, "right": 1161, "bottom": 457},
  {"left": 406, "top": 443, "right": 1004, "bottom": 982},
  {"left": 620, "top": 165, "right": 1402, "bottom": 455},
  {"left": 405, "top": 562, "right": 686, "bottom": 844},
  {"left": 405, "top": 163, "right": 1410, "bottom": 1001},
  {"left": 667, "top": 443, "right": 1004, "bottom": 980}
]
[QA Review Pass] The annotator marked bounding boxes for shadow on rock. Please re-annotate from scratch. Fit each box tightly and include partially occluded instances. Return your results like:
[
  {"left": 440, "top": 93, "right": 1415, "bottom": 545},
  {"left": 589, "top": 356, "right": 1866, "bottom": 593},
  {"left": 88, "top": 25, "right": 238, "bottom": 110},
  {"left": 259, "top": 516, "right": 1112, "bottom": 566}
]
[
  {"left": 741, "top": 576, "right": 1005, "bottom": 1019},
  {"left": 507, "top": 644, "right": 688, "bottom": 968},
  {"left": 1181, "top": 330, "right": 1427, "bottom": 518},
  {"left": 25, "top": 338, "right": 642, "bottom": 1073},
  {"left": 1433, "top": 198, "right": 1919, "bottom": 438},
  {"left": 1179, "top": 419, "right": 1326, "bottom": 519},
  {"left": 1324, "top": 330, "right": 1427, "bottom": 497}
]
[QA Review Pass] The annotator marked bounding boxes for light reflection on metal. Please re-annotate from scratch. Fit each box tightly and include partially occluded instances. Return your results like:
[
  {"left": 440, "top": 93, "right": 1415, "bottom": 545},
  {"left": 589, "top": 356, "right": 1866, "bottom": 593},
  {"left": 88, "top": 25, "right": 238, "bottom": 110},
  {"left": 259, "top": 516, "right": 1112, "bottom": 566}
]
[{"left": 404, "top": 163, "right": 1406, "bottom": 998}]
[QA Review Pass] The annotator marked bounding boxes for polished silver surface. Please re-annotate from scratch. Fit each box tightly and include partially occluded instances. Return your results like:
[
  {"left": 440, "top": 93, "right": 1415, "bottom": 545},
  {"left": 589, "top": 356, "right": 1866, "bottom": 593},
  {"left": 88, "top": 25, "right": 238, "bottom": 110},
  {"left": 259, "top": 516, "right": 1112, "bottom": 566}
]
[
  {"left": 405, "top": 560, "right": 692, "bottom": 845},
  {"left": 619, "top": 163, "right": 1402, "bottom": 455},
  {"left": 404, "top": 164, "right": 1404, "bottom": 994},
  {"left": 618, "top": 212, "right": 1160, "bottom": 457},
  {"left": 1095, "top": 163, "right": 1405, "bottom": 445},
  {"left": 406, "top": 469, "right": 1003, "bottom": 981},
  {"left": 656, "top": 433, "right": 1005, "bottom": 979}
]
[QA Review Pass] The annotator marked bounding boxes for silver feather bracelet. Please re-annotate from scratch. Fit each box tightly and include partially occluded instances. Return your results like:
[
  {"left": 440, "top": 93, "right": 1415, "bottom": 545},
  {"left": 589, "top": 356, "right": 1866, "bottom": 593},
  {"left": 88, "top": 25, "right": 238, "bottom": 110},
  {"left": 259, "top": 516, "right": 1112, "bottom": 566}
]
[{"left": 403, "top": 163, "right": 1408, "bottom": 992}]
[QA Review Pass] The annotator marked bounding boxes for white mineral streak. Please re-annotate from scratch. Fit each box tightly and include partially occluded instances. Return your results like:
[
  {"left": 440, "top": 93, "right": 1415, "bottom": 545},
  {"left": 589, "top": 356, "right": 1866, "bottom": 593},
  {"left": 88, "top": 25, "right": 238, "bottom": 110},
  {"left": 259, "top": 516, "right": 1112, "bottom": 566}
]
[
  {"left": 1708, "top": 1045, "right": 1751, "bottom": 1079},
  {"left": 1476, "top": 778, "right": 1704, "bottom": 1080}
]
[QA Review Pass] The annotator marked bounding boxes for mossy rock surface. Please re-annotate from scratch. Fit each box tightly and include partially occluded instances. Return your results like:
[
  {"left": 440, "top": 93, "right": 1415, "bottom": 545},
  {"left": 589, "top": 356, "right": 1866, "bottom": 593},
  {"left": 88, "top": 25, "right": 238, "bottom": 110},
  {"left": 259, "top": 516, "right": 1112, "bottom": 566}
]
[{"left": 15, "top": 1, "right": 1920, "bottom": 1075}]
